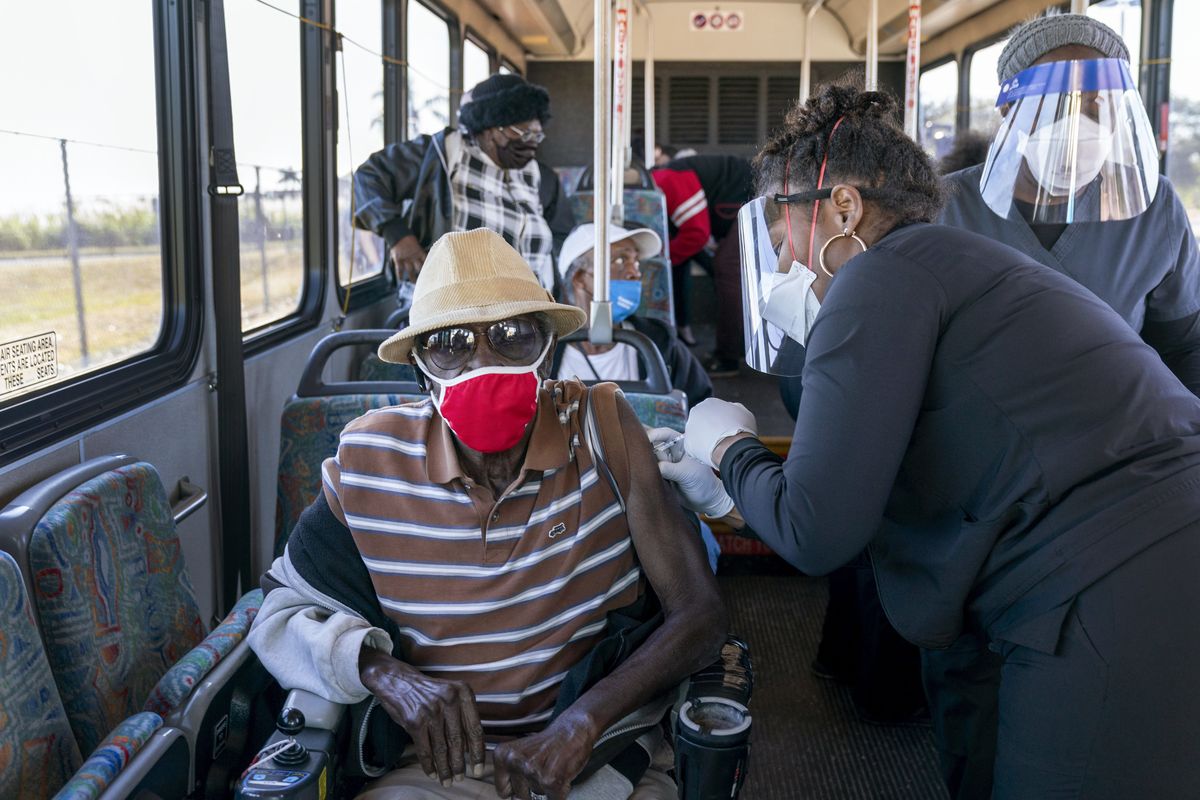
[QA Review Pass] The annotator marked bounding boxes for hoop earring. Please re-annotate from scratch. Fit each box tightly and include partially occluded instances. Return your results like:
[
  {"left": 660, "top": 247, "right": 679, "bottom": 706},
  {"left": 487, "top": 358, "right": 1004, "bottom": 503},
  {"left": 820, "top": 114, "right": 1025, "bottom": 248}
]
[{"left": 818, "top": 227, "right": 868, "bottom": 278}]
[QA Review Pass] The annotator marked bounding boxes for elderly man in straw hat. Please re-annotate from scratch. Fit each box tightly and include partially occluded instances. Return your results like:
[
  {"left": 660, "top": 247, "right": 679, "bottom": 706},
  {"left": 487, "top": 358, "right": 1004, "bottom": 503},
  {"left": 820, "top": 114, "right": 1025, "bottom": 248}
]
[{"left": 249, "top": 229, "right": 726, "bottom": 800}]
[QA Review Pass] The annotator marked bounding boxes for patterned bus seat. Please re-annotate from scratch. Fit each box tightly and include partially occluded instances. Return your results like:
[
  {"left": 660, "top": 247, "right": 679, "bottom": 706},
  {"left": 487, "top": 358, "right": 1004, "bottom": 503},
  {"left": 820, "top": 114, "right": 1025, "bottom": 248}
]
[
  {"left": 357, "top": 355, "right": 416, "bottom": 383},
  {"left": 274, "top": 394, "right": 423, "bottom": 555},
  {"left": 25, "top": 463, "right": 206, "bottom": 755},
  {"left": 0, "top": 551, "right": 184, "bottom": 800},
  {"left": 567, "top": 188, "right": 675, "bottom": 326},
  {"left": 554, "top": 165, "right": 587, "bottom": 197},
  {"left": 624, "top": 390, "right": 687, "bottom": 432},
  {"left": 0, "top": 550, "right": 81, "bottom": 799}
]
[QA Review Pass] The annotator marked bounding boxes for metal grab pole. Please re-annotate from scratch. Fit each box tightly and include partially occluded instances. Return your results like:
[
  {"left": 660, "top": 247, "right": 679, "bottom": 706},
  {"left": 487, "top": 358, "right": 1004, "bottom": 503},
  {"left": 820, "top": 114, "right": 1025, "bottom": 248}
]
[
  {"left": 903, "top": 1, "right": 921, "bottom": 139},
  {"left": 641, "top": 1, "right": 655, "bottom": 168},
  {"left": 591, "top": 0, "right": 613, "bottom": 344},
  {"left": 800, "top": 1, "right": 824, "bottom": 102},
  {"left": 865, "top": 0, "right": 879, "bottom": 91}
]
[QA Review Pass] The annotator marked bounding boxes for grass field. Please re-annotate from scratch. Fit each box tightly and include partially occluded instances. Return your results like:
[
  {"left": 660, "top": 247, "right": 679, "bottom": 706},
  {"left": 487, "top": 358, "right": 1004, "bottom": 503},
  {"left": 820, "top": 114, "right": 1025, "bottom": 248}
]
[{"left": 0, "top": 242, "right": 304, "bottom": 399}]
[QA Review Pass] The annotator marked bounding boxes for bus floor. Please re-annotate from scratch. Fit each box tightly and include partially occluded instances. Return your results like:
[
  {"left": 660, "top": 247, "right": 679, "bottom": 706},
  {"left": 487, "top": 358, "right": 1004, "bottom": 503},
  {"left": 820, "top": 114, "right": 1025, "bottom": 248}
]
[{"left": 719, "top": 575, "right": 949, "bottom": 799}]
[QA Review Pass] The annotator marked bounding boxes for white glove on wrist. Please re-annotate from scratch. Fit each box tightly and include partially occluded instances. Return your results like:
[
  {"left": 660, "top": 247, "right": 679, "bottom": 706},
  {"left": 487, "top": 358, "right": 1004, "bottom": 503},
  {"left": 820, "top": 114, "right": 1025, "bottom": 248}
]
[
  {"left": 658, "top": 456, "right": 736, "bottom": 518},
  {"left": 684, "top": 398, "right": 758, "bottom": 469}
]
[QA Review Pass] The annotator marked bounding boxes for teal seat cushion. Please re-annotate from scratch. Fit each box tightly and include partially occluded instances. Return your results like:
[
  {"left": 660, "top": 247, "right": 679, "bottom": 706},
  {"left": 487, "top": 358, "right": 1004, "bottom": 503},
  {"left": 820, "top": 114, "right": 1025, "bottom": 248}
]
[
  {"left": 275, "top": 394, "right": 423, "bottom": 555},
  {"left": 50, "top": 711, "right": 162, "bottom": 800},
  {"left": 357, "top": 354, "right": 416, "bottom": 383},
  {"left": 569, "top": 189, "right": 674, "bottom": 325},
  {"left": 624, "top": 391, "right": 687, "bottom": 432},
  {"left": 143, "top": 588, "right": 263, "bottom": 716},
  {"left": 0, "top": 551, "right": 82, "bottom": 799},
  {"left": 30, "top": 464, "right": 206, "bottom": 755}
]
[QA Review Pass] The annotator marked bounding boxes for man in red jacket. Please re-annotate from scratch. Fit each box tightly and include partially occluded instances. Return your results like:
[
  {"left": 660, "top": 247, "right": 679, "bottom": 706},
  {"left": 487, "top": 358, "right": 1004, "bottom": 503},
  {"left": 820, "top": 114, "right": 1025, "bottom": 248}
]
[{"left": 652, "top": 155, "right": 753, "bottom": 376}]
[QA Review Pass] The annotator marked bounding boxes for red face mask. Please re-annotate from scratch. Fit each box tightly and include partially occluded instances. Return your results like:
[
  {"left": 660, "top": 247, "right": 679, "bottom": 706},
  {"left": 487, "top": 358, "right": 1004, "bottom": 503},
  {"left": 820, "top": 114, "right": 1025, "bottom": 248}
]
[{"left": 415, "top": 342, "right": 551, "bottom": 453}]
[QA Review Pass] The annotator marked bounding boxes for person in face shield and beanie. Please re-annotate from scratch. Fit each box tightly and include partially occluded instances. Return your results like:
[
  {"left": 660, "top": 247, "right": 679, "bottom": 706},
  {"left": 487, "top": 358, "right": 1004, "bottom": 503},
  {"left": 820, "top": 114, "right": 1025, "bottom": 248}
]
[
  {"left": 352, "top": 74, "right": 576, "bottom": 291},
  {"left": 920, "top": 14, "right": 1200, "bottom": 799},
  {"left": 664, "top": 81, "right": 1200, "bottom": 799}
]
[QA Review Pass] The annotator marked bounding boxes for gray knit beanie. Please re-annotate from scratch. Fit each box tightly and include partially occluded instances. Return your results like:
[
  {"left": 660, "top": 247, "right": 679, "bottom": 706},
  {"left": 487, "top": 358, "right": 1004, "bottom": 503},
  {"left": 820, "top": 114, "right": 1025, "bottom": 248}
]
[{"left": 997, "top": 13, "right": 1130, "bottom": 84}]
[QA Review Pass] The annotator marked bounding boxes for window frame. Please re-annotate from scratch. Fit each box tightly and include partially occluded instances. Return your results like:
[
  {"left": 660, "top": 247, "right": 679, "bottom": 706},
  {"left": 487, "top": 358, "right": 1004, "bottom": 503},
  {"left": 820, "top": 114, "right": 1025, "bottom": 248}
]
[
  {"left": 403, "top": 0, "right": 457, "bottom": 140},
  {"left": 463, "top": 28, "right": 496, "bottom": 82},
  {"left": 0, "top": 0, "right": 204, "bottom": 463},
  {"left": 242, "top": 0, "right": 331, "bottom": 349},
  {"left": 499, "top": 57, "right": 520, "bottom": 76},
  {"left": 331, "top": 0, "right": 394, "bottom": 311},
  {"left": 963, "top": 33, "right": 1010, "bottom": 132},
  {"left": 916, "top": 54, "right": 961, "bottom": 150}
]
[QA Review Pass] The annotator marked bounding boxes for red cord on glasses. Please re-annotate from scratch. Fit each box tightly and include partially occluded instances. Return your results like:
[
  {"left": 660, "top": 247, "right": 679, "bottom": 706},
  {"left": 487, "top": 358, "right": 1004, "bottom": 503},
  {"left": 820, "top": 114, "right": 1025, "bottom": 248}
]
[{"left": 781, "top": 115, "right": 846, "bottom": 268}]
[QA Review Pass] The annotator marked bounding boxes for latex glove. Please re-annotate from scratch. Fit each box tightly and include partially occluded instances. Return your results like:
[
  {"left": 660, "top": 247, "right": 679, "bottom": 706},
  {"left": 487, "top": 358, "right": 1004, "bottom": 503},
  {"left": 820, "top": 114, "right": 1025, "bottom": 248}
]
[
  {"left": 684, "top": 398, "right": 758, "bottom": 469},
  {"left": 645, "top": 426, "right": 686, "bottom": 463},
  {"left": 658, "top": 455, "right": 736, "bottom": 518}
]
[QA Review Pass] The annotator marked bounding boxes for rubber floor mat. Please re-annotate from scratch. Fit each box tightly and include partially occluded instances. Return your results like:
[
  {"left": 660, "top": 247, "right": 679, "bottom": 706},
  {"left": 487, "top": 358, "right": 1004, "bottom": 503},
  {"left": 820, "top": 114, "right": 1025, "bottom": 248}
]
[{"left": 720, "top": 576, "right": 950, "bottom": 800}]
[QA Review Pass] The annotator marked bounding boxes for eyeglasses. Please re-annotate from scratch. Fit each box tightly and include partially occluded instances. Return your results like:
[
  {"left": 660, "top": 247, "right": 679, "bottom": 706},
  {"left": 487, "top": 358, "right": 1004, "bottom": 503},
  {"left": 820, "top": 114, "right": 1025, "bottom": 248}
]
[
  {"left": 418, "top": 318, "right": 547, "bottom": 372},
  {"left": 506, "top": 125, "right": 546, "bottom": 145}
]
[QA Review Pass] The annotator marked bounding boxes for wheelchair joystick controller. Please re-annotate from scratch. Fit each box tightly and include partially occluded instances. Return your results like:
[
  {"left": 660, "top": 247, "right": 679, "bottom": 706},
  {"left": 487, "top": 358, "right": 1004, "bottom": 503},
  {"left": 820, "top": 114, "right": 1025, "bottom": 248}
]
[
  {"left": 273, "top": 708, "right": 309, "bottom": 766},
  {"left": 235, "top": 706, "right": 336, "bottom": 799}
]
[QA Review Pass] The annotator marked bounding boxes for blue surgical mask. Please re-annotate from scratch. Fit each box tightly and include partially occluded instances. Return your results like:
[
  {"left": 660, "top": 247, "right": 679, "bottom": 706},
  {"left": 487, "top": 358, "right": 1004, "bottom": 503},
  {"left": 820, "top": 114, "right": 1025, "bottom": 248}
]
[{"left": 610, "top": 279, "right": 643, "bottom": 323}]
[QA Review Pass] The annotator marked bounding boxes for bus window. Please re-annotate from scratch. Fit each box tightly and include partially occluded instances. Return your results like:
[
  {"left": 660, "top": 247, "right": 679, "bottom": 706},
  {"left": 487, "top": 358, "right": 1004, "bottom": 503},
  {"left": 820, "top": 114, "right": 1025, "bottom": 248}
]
[
  {"left": 968, "top": 38, "right": 1008, "bottom": 135},
  {"left": 1168, "top": 0, "right": 1200, "bottom": 234},
  {"left": 499, "top": 60, "right": 517, "bottom": 76},
  {"left": 464, "top": 36, "right": 492, "bottom": 92},
  {"left": 1087, "top": 0, "right": 1141, "bottom": 85},
  {"left": 0, "top": 3, "right": 164, "bottom": 399},
  {"left": 918, "top": 60, "right": 959, "bottom": 160},
  {"left": 337, "top": 0, "right": 386, "bottom": 286},
  {"left": 407, "top": 1, "right": 451, "bottom": 138},
  {"left": 227, "top": 0, "right": 306, "bottom": 331}
]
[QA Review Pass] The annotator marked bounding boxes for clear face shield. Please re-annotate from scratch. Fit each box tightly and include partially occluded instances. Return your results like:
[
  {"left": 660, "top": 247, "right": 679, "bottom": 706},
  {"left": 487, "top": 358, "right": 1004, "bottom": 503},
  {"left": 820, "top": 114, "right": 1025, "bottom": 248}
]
[
  {"left": 979, "top": 58, "right": 1159, "bottom": 224},
  {"left": 738, "top": 195, "right": 821, "bottom": 377}
]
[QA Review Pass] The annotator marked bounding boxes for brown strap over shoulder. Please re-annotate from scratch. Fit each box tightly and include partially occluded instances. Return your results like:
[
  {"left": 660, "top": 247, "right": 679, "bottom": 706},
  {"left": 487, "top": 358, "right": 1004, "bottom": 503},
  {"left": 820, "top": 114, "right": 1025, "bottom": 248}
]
[{"left": 585, "top": 381, "right": 632, "bottom": 502}]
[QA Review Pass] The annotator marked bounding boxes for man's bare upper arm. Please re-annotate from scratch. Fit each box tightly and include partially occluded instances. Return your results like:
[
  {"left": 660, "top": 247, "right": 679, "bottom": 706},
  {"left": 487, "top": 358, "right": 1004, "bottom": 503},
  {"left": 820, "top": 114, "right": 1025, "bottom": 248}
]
[{"left": 615, "top": 398, "right": 723, "bottom": 616}]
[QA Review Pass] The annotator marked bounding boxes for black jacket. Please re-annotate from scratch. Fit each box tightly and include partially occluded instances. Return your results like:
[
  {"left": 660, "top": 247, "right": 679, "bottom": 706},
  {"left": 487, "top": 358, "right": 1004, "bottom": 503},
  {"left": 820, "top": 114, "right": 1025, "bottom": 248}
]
[
  {"left": 726, "top": 223, "right": 1200, "bottom": 649},
  {"left": 352, "top": 129, "right": 576, "bottom": 257}
]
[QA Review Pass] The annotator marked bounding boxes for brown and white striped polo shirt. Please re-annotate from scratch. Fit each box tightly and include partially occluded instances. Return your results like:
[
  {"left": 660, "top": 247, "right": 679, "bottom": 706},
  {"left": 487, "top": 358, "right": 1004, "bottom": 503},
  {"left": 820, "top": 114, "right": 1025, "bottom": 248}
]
[{"left": 321, "top": 382, "right": 643, "bottom": 735}]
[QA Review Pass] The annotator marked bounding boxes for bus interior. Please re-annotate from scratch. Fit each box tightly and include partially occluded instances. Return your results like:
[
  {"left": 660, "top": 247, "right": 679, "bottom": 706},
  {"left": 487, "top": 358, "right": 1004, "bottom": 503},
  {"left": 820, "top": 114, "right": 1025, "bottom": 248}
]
[{"left": 0, "top": 0, "right": 1191, "bottom": 797}]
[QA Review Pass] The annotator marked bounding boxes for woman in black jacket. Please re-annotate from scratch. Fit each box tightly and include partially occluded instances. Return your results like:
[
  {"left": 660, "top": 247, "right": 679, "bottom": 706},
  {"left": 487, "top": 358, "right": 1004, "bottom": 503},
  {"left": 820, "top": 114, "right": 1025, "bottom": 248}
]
[
  {"left": 676, "top": 84, "right": 1200, "bottom": 798},
  {"left": 352, "top": 74, "right": 575, "bottom": 290}
]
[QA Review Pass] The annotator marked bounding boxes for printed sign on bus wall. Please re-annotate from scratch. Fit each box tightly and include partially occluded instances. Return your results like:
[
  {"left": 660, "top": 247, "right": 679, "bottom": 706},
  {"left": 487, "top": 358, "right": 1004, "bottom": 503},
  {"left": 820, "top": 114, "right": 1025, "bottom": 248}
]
[
  {"left": 690, "top": 10, "right": 745, "bottom": 31},
  {"left": 0, "top": 332, "right": 58, "bottom": 396}
]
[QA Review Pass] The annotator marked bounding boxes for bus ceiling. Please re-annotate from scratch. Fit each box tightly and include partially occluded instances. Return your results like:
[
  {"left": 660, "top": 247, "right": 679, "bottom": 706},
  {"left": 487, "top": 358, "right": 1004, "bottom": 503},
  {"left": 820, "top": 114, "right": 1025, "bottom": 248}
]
[{"left": 471, "top": 0, "right": 1070, "bottom": 65}]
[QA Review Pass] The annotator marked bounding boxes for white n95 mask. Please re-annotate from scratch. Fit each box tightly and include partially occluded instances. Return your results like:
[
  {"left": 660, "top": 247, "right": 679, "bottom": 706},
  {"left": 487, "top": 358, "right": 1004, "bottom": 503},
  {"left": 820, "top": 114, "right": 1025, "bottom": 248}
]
[
  {"left": 759, "top": 263, "right": 822, "bottom": 348},
  {"left": 1021, "top": 114, "right": 1114, "bottom": 196}
]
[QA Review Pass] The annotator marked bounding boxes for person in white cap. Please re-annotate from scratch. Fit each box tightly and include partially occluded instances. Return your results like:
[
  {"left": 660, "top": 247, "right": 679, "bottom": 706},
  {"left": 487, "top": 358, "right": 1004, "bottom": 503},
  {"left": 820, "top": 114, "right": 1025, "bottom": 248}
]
[
  {"left": 249, "top": 229, "right": 724, "bottom": 800},
  {"left": 552, "top": 223, "right": 712, "bottom": 408}
]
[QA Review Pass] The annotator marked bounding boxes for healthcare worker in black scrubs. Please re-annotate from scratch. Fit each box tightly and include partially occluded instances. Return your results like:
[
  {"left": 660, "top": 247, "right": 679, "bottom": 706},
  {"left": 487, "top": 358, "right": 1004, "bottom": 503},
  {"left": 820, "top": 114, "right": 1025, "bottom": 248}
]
[
  {"left": 665, "top": 82, "right": 1200, "bottom": 798},
  {"left": 925, "top": 14, "right": 1200, "bottom": 799}
]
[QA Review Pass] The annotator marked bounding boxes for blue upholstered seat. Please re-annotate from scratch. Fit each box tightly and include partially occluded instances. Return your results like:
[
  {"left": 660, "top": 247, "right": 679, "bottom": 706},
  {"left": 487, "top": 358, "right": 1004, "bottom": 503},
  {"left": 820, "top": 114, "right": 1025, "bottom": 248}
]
[
  {"left": 0, "top": 550, "right": 81, "bottom": 798},
  {"left": 274, "top": 394, "right": 424, "bottom": 555},
  {"left": 27, "top": 463, "right": 207, "bottom": 755},
  {"left": 568, "top": 188, "right": 675, "bottom": 325}
]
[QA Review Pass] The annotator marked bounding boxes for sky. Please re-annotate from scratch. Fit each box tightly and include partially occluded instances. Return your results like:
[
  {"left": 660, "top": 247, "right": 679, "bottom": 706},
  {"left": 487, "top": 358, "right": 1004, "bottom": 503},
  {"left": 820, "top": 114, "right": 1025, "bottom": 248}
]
[{"left": 0, "top": 0, "right": 408, "bottom": 218}]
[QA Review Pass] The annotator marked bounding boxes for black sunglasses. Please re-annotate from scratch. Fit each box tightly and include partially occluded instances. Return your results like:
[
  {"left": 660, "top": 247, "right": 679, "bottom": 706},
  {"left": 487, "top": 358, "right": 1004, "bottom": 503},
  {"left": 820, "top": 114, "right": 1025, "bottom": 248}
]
[{"left": 417, "top": 318, "right": 547, "bottom": 372}]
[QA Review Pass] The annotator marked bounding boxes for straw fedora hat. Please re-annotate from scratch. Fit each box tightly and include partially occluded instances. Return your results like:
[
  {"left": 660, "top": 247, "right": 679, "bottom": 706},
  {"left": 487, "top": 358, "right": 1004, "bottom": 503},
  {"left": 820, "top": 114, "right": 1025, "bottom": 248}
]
[{"left": 378, "top": 229, "right": 587, "bottom": 364}]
